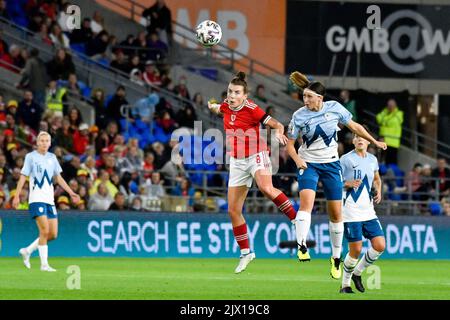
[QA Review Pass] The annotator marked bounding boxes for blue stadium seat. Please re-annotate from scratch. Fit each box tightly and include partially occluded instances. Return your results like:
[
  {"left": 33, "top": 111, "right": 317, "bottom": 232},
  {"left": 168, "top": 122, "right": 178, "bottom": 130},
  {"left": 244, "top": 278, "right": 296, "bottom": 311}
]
[{"left": 70, "top": 43, "right": 86, "bottom": 55}]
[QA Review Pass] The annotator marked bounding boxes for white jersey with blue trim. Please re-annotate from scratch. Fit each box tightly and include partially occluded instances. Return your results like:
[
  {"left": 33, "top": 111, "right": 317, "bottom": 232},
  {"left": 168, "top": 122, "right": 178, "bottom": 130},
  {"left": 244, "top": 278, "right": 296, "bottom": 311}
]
[
  {"left": 340, "top": 150, "right": 379, "bottom": 222},
  {"left": 21, "top": 151, "right": 63, "bottom": 205},
  {"left": 287, "top": 100, "right": 352, "bottom": 163}
]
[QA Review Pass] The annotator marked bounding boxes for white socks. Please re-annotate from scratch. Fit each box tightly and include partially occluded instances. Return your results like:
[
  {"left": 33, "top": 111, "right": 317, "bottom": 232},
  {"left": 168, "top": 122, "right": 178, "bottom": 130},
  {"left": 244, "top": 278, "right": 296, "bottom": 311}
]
[
  {"left": 329, "top": 221, "right": 344, "bottom": 259},
  {"left": 241, "top": 248, "right": 250, "bottom": 255},
  {"left": 353, "top": 247, "right": 383, "bottom": 276},
  {"left": 38, "top": 245, "right": 49, "bottom": 267},
  {"left": 26, "top": 238, "right": 40, "bottom": 255},
  {"left": 294, "top": 211, "right": 311, "bottom": 248},
  {"left": 342, "top": 253, "right": 359, "bottom": 288}
]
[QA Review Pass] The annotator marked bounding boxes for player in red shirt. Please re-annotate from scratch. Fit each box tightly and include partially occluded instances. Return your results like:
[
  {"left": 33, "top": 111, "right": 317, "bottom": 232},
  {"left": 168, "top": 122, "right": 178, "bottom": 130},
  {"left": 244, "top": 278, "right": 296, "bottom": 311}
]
[{"left": 208, "top": 72, "right": 302, "bottom": 273}]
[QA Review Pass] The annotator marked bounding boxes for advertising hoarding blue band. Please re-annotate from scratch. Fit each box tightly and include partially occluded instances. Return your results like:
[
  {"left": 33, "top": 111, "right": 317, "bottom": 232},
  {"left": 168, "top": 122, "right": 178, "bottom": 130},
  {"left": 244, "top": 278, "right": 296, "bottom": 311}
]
[{"left": 0, "top": 211, "right": 448, "bottom": 259}]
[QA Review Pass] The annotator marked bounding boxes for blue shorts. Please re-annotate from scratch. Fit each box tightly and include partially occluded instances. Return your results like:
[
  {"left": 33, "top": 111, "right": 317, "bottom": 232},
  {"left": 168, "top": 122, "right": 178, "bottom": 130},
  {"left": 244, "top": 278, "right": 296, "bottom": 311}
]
[
  {"left": 297, "top": 161, "right": 343, "bottom": 200},
  {"left": 29, "top": 202, "right": 58, "bottom": 220},
  {"left": 344, "top": 218, "right": 385, "bottom": 243}
]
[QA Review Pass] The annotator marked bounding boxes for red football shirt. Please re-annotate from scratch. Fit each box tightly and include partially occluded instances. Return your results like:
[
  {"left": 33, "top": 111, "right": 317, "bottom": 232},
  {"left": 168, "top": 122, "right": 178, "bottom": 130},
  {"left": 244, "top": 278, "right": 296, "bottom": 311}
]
[{"left": 220, "top": 99, "right": 271, "bottom": 158}]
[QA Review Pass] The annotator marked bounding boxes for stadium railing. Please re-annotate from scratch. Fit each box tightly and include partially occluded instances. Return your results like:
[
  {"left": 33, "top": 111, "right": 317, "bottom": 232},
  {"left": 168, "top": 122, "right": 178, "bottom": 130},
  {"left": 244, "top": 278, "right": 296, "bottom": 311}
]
[
  {"left": 362, "top": 109, "right": 450, "bottom": 161},
  {"left": 145, "top": 170, "right": 450, "bottom": 215}
]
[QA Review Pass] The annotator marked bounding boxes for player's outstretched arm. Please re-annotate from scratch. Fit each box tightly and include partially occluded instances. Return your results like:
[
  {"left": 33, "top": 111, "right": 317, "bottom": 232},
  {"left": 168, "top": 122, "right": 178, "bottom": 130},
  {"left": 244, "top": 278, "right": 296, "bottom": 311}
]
[
  {"left": 207, "top": 99, "right": 223, "bottom": 117},
  {"left": 55, "top": 175, "right": 80, "bottom": 204},
  {"left": 346, "top": 120, "right": 387, "bottom": 150},
  {"left": 12, "top": 175, "right": 27, "bottom": 209},
  {"left": 286, "top": 138, "right": 307, "bottom": 169},
  {"left": 265, "top": 118, "right": 288, "bottom": 145}
]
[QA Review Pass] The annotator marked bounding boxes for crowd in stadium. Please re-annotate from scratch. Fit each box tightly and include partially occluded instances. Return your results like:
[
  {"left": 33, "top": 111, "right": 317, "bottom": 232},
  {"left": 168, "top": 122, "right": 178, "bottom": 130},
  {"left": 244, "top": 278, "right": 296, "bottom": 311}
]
[{"left": 0, "top": 0, "right": 449, "bottom": 215}]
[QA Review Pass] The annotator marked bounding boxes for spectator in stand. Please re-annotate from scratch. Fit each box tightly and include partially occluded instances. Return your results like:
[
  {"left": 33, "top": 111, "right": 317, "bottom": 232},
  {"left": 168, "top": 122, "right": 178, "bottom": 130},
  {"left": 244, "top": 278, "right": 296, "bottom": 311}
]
[
  {"left": 150, "top": 141, "right": 170, "bottom": 170},
  {"left": 407, "top": 163, "right": 423, "bottom": 196},
  {"left": 142, "top": 0, "right": 173, "bottom": 45},
  {"left": 90, "top": 169, "right": 118, "bottom": 198},
  {"left": 172, "top": 177, "right": 195, "bottom": 208},
  {"left": 126, "top": 145, "right": 143, "bottom": 172},
  {"left": 68, "top": 106, "right": 83, "bottom": 132},
  {"left": 157, "top": 110, "right": 176, "bottom": 134},
  {"left": 173, "top": 76, "right": 190, "bottom": 100},
  {"left": 133, "top": 92, "right": 159, "bottom": 128},
  {"left": 90, "top": 11, "right": 105, "bottom": 35},
  {"left": 0, "top": 44, "right": 24, "bottom": 72},
  {"left": 142, "top": 60, "right": 162, "bottom": 86},
  {"left": 0, "top": 0, "right": 9, "bottom": 19},
  {"left": 376, "top": 98, "right": 404, "bottom": 165},
  {"left": 147, "top": 31, "right": 168, "bottom": 61},
  {"left": 254, "top": 84, "right": 268, "bottom": 103},
  {"left": 88, "top": 182, "right": 113, "bottom": 211},
  {"left": 106, "top": 85, "right": 129, "bottom": 125},
  {"left": 414, "top": 164, "right": 434, "bottom": 201},
  {"left": 108, "top": 192, "right": 128, "bottom": 211},
  {"left": 176, "top": 104, "right": 197, "bottom": 129},
  {"left": 65, "top": 73, "right": 82, "bottom": 97},
  {"left": 130, "top": 68, "right": 144, "bottom": 86},
  {"left": 35, "top": 23, "right": 53, "bottom": 46},
  {"left": 70, "top": 18, "right": 94, "bottom": 44},
  {"left": 57, "top": 195, "right": 71, "bottom": 210},
  {"left": 73, "top": 123, "right": 90, "bottom": 155},
  {"left": 144, "top": 171, "right": 166, "bottom": 199},
  {"left": 56, "top": 2, "right": 72, "bottom": 32},
  {"left": 110, "top": 49, "right": 129, "bottom": 74},
  {"left": 49, "top": 23, "right": 70, "bottom": 48},
  {"left": 119, "top": 34, "right": 136, "bottom": 57},
  {"left": 105, "top": 35, "right": 119, "bottom": 61},
  {"left": 47, "top": 48, "right": 76, "bottom": 81},
  {"left": 45, "top": 80, "right": 67, "bottom": 117},
  {"left": 61, "top": 155, "right": 81, "bottom": 182},
  {"left": 86, "top": 30, "right": 109, "bottom": 58},
  {"left": 432, "top": 158, "right": 450, "bottom": 199},
  {"left": 17, "top": 90, "right": 41, "bottom": 133},
  {"left": 90, "top": 88, "right": 108, "bottom": 130},
  {"left": 143, "top": 152, "right": 155, "bottom": 179},
  {"left": 28, "top": 10, "right": 44, "bottom": 32},
  {"left": 55, "top": 117, "right": 74, "bottom": 153},
  {"left": 192, "top": 92, "right": 205, "bottom": 109},
  {"left": 130, "top": 196, "right": 143, "bottom": 211},
  {"left": 127, "top": 54, "right": 142, "bottom": 72},
  {"left": 17, "top": 48, "right": 47, "bottom": 107},
  {"left": 340, "top": 90, "right": 357, "bottom": 121},
  {"left": 132, "top": 31, "right": 150, "bottom": 62},
  {"left": 81, "top": 155, "right": 98, "bottom": 181}
]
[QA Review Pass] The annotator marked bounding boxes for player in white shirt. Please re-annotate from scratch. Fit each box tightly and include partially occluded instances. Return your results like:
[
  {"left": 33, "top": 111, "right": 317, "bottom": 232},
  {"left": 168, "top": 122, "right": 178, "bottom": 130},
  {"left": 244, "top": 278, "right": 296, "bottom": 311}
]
[
  {"left": 13, "top": 132, "right": 80, "bottom": 272},
  {"left": 339, "top": 132, "right": 386, "bottom": 293},
  {"left": 286, "top": 72, "right": 386, "bottom": 279}
]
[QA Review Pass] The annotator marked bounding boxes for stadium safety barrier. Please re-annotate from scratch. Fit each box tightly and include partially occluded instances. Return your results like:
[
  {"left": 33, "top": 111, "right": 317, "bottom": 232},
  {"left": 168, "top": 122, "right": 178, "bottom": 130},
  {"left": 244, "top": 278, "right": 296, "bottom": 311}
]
[{"left": 0, "top": 211, "right": 449, "bottom": 259}]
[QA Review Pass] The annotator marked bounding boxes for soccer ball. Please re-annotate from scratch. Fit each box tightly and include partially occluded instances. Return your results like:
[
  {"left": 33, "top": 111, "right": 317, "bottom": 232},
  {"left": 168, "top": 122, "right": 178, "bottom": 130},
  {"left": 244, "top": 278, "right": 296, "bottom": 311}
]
[{"left": 195, "top": 20, "right": 222, "bottom": 47}]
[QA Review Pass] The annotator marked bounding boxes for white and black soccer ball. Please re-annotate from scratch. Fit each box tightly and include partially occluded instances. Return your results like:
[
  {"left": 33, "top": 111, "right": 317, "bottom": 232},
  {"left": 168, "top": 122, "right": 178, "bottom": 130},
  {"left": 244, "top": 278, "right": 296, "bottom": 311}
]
[{"left": 195, "top": 20, "right": 222, "bottom": 47}]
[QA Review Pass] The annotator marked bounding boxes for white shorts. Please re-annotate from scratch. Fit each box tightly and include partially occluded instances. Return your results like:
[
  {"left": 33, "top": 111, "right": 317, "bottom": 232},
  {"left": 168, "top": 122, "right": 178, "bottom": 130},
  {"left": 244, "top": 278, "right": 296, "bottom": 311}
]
[{"left": 229, "top": 151, "right": 272, "bottom": 188}]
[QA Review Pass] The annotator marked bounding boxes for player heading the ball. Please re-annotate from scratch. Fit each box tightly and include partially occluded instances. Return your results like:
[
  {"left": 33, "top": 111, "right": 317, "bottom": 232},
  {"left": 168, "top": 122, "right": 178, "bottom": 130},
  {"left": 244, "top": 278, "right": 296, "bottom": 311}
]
[{"left": 208, "top": 71, "right": 303, "bottom": 273}]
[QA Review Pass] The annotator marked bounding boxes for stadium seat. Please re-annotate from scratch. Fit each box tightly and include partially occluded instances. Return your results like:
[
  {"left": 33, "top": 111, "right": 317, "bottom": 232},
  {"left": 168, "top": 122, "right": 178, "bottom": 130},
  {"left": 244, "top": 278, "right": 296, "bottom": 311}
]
[{"left": 70, "top": 43, "right": 86, "bottom": 55}]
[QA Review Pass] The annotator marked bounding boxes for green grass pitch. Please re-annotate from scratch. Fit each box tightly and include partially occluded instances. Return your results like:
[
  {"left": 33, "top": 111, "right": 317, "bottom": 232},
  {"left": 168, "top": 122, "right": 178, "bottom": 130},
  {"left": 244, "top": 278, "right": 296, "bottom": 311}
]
[{"left": 1, "top": 257, "right": 449, "bottom": 299}]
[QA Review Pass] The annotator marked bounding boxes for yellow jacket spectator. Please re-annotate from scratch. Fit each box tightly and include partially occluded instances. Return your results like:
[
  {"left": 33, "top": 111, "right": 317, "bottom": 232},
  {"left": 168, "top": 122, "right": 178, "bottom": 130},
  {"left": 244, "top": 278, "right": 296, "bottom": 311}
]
[
  {"left": 376, "top": 99, "right": 404, "bottom": 164},
  {"left": 89, "top": 170, "right": 118, "bottom": 198}
]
